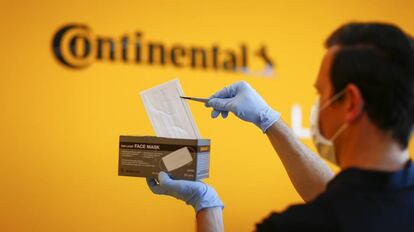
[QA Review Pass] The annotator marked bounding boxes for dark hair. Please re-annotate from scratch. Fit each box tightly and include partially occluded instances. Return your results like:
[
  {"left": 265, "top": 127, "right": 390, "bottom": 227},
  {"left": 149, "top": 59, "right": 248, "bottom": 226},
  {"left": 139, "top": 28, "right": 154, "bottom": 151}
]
[{"left": 325, "top": 22, "right": 414, "bottom": 148}]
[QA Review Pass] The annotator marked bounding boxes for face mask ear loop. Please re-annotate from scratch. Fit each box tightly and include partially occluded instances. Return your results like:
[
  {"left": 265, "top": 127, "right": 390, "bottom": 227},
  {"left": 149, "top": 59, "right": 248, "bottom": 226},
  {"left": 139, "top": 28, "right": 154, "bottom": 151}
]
[
  {"left": 319, "top": 89, "right": 348, "bottom": 142},
  {"left": 320, "top": 89, "right": 346, "bottom": 110},
  {"left": 330, "top": 123, "right": 348, "bottom": 141}
]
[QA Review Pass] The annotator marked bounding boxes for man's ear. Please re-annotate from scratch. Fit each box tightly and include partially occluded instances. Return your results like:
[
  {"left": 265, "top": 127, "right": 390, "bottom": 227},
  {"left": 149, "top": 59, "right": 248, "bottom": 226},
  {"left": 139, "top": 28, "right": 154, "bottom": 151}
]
[{"left": 344, "top": 83, "right": 364, "bottom": 123}]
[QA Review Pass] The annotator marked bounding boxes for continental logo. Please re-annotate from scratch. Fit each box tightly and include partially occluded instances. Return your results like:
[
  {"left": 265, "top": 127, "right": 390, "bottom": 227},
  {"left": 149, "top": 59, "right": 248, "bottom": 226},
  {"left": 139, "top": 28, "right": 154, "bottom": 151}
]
[{"left": 52, "top": 23, "right": 275, "bottom": 76}]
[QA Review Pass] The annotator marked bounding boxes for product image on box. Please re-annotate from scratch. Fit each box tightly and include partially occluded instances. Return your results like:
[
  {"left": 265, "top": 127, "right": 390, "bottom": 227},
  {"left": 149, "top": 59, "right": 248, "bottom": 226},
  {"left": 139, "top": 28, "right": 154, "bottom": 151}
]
[{"left": 162, "top": 147, "right": 193, "bottom": 172}]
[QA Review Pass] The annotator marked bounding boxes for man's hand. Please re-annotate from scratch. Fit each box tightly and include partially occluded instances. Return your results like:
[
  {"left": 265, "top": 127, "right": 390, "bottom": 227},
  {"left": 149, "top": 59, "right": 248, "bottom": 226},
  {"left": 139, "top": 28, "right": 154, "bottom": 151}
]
[
  {"left": 146, "top": 172, "right": 224, "bottom": 213},
  {"left": 205, "top": 81, "right": 280, "bottom": 132}
]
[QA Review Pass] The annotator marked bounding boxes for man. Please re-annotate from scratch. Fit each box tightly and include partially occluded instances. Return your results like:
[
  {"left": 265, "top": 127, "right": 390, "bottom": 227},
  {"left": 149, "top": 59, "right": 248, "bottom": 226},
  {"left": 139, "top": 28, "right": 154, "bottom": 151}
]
[{"left": 146, "top": 22, "right": 414, "bottom": 231}]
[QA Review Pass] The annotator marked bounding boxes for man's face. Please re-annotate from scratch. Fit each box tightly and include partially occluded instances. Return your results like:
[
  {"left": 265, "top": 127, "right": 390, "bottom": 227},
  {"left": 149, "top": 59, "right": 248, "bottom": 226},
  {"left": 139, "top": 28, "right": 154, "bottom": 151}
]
[{"left": 314, "top": 45, "right": 346, "bottom": 141}]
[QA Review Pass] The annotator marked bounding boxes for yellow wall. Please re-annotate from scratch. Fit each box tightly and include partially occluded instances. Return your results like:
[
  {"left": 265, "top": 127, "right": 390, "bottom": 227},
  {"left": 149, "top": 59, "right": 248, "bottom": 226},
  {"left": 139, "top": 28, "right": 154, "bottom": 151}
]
[{"left": 1, "top": 0, "right": 413, "bottom": 231}]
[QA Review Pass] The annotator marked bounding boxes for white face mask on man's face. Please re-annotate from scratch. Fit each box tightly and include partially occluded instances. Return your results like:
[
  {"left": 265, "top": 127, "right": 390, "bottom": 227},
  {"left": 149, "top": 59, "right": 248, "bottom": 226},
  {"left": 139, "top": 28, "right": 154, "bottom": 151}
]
[{"left": 310, "top": 91, "right": 348, "bottom": 166}]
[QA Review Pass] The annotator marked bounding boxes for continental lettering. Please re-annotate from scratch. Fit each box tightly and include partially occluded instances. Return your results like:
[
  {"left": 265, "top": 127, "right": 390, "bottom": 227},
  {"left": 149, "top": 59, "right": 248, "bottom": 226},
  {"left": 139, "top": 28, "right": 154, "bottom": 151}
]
[{"left": 52, "top": 23, "right": 275, "bottom": 76}]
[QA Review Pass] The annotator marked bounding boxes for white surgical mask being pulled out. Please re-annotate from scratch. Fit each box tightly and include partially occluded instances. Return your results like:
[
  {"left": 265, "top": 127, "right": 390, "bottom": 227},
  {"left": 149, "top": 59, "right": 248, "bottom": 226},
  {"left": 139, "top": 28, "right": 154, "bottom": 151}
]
[{"left": 310, "top": 90, "right": 348, "bottom": 166}]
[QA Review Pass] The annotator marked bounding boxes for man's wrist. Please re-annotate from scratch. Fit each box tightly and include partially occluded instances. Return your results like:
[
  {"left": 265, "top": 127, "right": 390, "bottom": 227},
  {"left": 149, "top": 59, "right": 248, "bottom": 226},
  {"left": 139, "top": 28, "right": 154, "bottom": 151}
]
[
  {"left": 259, "top": 108, "right": 281, "bottom": 133},
  {"left": 196, "top": 206, "right": 223, "bottom": 216},
  {"left": 193, "top": 184, "right": 224, "bottom": 213},
  {"left": 196, "top": 207, "right": 224, "bottom": 232},
  {"left": 195, "top": 195, "right": 224, "bottom": 213}
]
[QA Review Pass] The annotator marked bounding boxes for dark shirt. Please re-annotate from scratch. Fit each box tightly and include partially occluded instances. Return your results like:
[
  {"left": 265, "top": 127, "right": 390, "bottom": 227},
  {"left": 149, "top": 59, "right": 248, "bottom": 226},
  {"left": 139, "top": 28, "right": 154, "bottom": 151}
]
[{"left": 256, "top": 160, "right": 414, "bottom": 231}]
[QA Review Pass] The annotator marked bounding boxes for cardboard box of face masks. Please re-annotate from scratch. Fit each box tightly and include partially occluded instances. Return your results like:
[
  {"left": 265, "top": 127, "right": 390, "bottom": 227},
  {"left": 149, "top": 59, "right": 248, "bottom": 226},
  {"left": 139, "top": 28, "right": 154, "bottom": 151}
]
[{"left": 118, "top": 136, "right": 210, "bottom": 180}]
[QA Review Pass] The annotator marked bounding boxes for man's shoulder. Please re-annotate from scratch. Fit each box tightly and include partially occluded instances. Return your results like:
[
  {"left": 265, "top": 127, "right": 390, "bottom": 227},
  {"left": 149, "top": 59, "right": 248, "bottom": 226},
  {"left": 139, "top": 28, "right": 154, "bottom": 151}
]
[{"left": 255, "top": 192, "right": 337, "bottom": 231}]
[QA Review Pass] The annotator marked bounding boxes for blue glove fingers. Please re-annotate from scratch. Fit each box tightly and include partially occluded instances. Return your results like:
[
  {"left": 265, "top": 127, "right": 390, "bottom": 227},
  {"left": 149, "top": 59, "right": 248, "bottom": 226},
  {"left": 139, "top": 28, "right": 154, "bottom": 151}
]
[
  {"left": 211, "top": 110, "right": 229, "bottom": 118},
  {"left": 205, "top": 81, "right": 245, "bottom": 108},
  {"left": 146, "top": 178, "right": 165, "bottom": 194},
  {"left": 211, "top": 110, "right": 221, "bottom": 118},
  {"left": 206, "top": 81, "right": 245, "bottom": 105},
  {"left": 148, "top": 172, "right": 224, "bottom": 213},
  {"left": 206, "top": 98, "right": 233, "bottom": 111},
  {"left": 158, "top": 171, "right": 193, "bottom": 203},
  {"left": 209, "top": 85, "right": 234, "bottom": 99},
  {"left": 158, "top": 171, "right": 173, "bottom": 186}
]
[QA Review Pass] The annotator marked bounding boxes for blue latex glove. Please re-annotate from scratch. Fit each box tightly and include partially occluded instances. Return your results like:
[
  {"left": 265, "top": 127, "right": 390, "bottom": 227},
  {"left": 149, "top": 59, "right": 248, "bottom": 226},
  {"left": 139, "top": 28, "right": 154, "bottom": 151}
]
[
  {"left": 146, "top": 172, "right": 224, "bottom": 213},
  {"left": 205, "top": 81, "right": 281, "bottom": 132}
]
